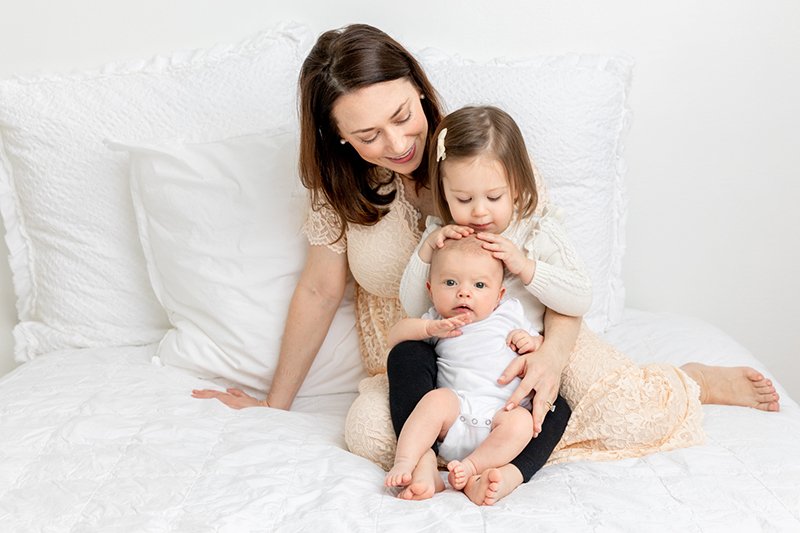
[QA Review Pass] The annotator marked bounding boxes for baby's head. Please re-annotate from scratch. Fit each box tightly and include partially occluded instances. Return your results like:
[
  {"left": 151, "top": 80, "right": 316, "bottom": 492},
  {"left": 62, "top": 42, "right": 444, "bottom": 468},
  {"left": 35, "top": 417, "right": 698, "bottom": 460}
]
[
  {"left": 427, "top": 235, "right": 505, "bottom": 321},
  {"left": 428, "top": 105, "right": 539, "bottom": 233}
]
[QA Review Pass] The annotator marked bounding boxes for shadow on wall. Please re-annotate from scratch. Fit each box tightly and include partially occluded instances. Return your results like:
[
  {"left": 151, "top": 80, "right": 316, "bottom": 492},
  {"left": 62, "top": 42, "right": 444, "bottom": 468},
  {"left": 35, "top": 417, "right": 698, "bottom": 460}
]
[{"left": 0, "top": 219, "right": 19, "bottom": 377}]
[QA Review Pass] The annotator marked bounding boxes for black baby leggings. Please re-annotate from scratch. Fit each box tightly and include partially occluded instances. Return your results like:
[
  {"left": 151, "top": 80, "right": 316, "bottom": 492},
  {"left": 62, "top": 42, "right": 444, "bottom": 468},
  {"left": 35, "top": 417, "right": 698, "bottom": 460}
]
[{"left": 387, "top": 339, "right": 571, "bottom": 482}]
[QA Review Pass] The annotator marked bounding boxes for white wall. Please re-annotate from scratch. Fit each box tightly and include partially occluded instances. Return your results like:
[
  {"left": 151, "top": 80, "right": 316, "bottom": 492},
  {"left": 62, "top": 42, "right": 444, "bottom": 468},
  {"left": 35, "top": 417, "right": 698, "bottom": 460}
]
[{"left": 1, "top": 0, "right": 798, "bottom": 399}]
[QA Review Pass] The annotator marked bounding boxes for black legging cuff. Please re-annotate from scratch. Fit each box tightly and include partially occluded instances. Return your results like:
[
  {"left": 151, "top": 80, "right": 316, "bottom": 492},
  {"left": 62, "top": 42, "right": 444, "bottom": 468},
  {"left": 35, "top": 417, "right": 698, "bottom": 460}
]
[{"left": 509, "top": 395, "right": 571, "bottom": 482}]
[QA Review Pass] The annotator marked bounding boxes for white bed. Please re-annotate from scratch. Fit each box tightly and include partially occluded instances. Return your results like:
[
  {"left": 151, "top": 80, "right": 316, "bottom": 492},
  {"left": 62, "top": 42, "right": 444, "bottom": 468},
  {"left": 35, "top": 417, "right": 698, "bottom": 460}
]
[
  {"left": 1, "top": 310, "right": 798, "bottom": 532},
  {"left": 1, "top": 23, "right": 798, "bottom": 532}
]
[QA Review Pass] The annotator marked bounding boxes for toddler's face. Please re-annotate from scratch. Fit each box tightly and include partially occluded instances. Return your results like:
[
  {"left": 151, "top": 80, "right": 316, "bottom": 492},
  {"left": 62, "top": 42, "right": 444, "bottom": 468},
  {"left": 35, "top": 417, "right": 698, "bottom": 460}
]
[
  {"left": 427, "top": 248, "right": 504, "bottom": 322},
  {"left": 441, "top": 154, "right": 515, "bottom": 234}
]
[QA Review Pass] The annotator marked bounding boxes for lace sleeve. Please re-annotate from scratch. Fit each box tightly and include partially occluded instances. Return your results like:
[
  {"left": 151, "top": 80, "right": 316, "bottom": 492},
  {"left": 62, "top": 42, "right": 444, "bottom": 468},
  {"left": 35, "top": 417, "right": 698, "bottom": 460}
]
[{"left": 301, "top": 199, "right": 347, "bottom": 255}]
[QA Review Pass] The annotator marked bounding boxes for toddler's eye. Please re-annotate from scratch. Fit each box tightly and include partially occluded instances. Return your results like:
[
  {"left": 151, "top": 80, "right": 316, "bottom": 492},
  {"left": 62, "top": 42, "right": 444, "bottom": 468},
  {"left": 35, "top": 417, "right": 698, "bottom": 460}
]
[
  {"left": 488, "top": 195, "right": 502, "bottom": 202},
  {"left": 475, "top": 282, "right": 486, "bottom": 289},
  {"left": 445, "top": 279, "right": 456, "bottom": 287},
  {"left": 456, "top": 197, "right": 471, "bottom": 204}
]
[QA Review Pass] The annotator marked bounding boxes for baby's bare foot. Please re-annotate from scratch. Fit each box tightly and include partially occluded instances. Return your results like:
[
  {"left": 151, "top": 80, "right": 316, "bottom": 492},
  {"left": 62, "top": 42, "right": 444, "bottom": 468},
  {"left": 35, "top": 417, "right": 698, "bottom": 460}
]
[
  {"left": 447, "top": 458, "right": 477, "bottom": 490},
  {"left": 397, "top": 449, "right": 444, "bottom": 501},
  {"left": 385, "top": 459, "right": 415, "bottom": 488},
  {"left": 464, "top": 468, "right": 504, "bottom": 506},
  {"left": 681, "top": 363, "right": 780, "bottom": 411}
]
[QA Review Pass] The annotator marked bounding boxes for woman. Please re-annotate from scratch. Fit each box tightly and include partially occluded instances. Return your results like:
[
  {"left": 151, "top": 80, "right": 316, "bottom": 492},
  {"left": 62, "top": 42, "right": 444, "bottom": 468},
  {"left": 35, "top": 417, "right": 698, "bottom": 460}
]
[
  {"left": 194, "top": 24, "right": 780, "bottom": 506},
  {"left": 194, "top": 23, "right": 578, "bottom": 504}
]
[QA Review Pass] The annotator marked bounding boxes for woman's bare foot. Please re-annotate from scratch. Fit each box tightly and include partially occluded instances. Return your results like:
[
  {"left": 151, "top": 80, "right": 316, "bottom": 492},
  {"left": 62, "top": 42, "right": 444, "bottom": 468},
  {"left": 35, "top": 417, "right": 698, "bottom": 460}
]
[
  {"left": 397, "top": 449, "right": 445, "bottom": 501},
  {"left": 385, "top": 459, "right": 416, "bottom": 488},
  {"left": 463, "top": 464, "right": 522, "bottom": 506},
  {"left": 447, "top": 458, "right": 477, "bottom": 490},
  {"left": 681, "top": 363, "right": 780, "bottom": 411}
]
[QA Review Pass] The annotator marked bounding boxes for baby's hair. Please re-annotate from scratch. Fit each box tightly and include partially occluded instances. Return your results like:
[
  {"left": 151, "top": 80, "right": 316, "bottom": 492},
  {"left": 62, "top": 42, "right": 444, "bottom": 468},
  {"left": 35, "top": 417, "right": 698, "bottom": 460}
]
[
  {"left": 430, "top": 234, "right": 504, "bottom": 280},
  {"left": 428, "top": 106, "right": 538, "bottom": 224}
]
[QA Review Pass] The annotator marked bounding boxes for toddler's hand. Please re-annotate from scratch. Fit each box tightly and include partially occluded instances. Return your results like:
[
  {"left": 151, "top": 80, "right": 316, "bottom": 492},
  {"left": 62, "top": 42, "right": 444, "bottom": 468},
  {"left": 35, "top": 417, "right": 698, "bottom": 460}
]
[
  {"left": 425, "top": 225, "right": 474, "bottom": 252},
  {"left": 476, "top": 232, "right": 534, "bottom": 283},
  {"left": 507, "top": 329, "right": 543, "bottom": 354}
]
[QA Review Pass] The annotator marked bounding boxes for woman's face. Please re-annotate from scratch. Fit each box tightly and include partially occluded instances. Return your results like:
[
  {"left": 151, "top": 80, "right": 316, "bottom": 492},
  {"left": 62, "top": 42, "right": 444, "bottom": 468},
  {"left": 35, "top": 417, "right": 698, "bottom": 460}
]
[{"left": 332, "top": 78, "right": 428, "bottom": 175}]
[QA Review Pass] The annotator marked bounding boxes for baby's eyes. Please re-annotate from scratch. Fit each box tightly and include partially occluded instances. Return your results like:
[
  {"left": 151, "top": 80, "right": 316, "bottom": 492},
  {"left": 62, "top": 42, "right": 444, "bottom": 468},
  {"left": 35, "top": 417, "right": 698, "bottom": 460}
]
[
  {"left": 445, "top": 279, "right": 457, "bottom": 287},
  {"left": 474, "top": 282, "right": 486, "bottom": 289}
]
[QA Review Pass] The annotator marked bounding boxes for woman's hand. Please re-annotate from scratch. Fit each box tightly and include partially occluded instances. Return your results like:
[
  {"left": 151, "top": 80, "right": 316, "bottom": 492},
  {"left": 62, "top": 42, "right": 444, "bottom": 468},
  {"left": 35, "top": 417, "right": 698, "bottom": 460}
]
[
  {"left": 191, "top": 387, "right": 270, "bottom": 410},
  {"left": 476, "top": 232, "right": 535, "bottom": 284},
  {"left": 498, "top": 341, "right": 563, "bottom": 438}
]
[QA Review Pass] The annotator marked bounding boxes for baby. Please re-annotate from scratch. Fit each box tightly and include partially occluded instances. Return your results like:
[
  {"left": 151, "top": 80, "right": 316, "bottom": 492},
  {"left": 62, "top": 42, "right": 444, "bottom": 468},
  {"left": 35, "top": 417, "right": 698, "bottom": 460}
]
[{"left": 385, "top": 235, "right": 540, "bottom": 494}]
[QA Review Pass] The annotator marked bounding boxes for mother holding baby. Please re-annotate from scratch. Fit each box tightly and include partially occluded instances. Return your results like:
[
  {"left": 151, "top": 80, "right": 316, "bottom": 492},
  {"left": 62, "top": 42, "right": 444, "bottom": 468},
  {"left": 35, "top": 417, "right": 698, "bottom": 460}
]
[{"left": 194, "top": 23, "right": 779, "bottom": 505}]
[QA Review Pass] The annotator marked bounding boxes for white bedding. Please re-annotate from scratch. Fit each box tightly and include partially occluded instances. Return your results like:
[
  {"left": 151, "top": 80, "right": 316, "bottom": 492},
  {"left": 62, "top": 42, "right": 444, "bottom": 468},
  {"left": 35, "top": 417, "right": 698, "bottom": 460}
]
[{"left": 1, "top": 309, "right": 798, "bottom": 532}]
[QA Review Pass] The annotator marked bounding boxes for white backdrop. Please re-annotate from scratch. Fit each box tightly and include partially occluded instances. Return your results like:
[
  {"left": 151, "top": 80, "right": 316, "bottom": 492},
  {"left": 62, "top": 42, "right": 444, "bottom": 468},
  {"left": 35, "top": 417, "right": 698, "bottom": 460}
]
[{"left": 1, "top": 0, "right": 798, "bottom": 399}]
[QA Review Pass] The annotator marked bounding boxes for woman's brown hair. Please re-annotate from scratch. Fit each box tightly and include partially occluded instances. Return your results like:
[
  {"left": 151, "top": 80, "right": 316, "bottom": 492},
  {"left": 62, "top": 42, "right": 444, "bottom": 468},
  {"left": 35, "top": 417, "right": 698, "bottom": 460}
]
[
  {"left": 429, "top": 106, "right": 538, "bottom": 224},
  {"left": 298, "top": 24, "right": 443, "bottom": 240}
]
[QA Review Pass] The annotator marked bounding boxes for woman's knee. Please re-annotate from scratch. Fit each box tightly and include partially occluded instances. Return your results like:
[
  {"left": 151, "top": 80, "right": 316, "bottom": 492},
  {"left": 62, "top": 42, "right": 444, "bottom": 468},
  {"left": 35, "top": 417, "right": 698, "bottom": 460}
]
[{"left": 344, "top": 376, "right": 396, "bottom": 470}]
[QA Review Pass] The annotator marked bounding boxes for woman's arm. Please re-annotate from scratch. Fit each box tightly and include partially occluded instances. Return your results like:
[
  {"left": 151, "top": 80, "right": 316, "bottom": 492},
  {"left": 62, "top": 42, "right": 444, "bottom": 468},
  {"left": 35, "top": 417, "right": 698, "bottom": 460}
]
[
  {"left": 498, "top": 307, "right": 580, "bottom": 437},
  {"left": 193, "top": 244, "right": 348, "bottom": 410},
  {"left": 267, "top": 244, "right": 348, "bottom": 409}
]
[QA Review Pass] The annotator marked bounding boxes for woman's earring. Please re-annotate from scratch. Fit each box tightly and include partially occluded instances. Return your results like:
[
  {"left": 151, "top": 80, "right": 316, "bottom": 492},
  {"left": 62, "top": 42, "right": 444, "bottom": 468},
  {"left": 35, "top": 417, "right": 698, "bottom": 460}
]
[
  {"left": 340, "top": 139, "right": 347, "bottom": 145},
  {"left": 420, "top": 94, "right": 426, "bottom": 100}
]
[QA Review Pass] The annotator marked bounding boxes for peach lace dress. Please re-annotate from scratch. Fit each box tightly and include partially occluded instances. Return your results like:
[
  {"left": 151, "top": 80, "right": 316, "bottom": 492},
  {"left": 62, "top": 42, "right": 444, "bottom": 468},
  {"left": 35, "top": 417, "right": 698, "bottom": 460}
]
[
  {"left": 303, "top": 171, "right": 704, "bottom": 471},
  {"left": 303, "top": 172, "right": 422, "bottom": 468}
]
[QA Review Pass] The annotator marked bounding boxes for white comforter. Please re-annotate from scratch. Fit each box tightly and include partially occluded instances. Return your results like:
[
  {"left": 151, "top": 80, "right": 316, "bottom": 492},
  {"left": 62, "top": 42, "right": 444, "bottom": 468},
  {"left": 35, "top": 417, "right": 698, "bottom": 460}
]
[{"left": 1, "top": 309, "right": 798, "bottom": 532}]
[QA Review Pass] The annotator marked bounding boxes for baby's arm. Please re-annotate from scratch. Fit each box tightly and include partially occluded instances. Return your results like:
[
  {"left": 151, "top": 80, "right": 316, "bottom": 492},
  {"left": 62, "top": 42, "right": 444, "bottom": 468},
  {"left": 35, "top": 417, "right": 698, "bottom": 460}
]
[
  {"left": 388, "top": 315, "right": 472, "bottom": 349},
  {"left": 506, "top": 329, "right": 543, "bottom": 354}
]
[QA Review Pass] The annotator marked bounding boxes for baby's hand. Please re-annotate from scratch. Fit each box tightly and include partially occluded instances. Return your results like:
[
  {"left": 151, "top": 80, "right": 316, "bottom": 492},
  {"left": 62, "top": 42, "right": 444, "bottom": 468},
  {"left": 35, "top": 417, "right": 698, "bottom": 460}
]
[
  {"left": 506, "top": 329, "right": 543, "bottom": 354},
  {"left": 476, "top": 232, "right": 534, "bottom": 283},
  {"left": 425, "top": 225, "right": 474, "bottom": 253},
  {"left": 425, "top": 315, "right": 473, "bottom": 339}
]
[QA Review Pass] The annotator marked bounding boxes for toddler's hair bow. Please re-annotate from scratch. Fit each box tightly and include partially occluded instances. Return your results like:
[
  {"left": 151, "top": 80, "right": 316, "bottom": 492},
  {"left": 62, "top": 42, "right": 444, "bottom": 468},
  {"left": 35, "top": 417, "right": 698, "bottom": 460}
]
[{"left": 436, "top": 128, "right": 448, "bottom": 162}]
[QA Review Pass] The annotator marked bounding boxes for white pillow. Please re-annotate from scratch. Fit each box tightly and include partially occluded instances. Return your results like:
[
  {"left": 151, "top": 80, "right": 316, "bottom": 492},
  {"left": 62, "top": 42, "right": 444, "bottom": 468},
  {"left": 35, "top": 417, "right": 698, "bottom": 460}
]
[
  {"left": 418, "top": 51, "right": 632, "bottom": 332},
  {"left": 109, "top": 130, "right": 365, "bottom": 396},
  {"left": 0, "top": 23, "right": 310, "bottom": 362}
]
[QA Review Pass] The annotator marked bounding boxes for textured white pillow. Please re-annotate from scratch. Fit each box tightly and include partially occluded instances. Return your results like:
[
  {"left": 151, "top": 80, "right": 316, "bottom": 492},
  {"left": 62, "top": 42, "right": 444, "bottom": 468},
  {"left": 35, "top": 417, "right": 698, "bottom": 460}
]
[
  {"left": 419, "top": 51, "right": 632, "bottom": 332},
  {"left": 0, "top": 23, "right": 310, "bottom": 362},
  {"left": 109, "top": 130, "right": 365, "bottom": 395}
]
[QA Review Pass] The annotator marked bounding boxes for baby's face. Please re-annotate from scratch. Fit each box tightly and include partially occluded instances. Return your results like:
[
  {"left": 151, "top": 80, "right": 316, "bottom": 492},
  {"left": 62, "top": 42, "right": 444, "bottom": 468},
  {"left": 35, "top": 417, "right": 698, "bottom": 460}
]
[{"left": 428, "top": 248, "right": 504, "bottom": 321}]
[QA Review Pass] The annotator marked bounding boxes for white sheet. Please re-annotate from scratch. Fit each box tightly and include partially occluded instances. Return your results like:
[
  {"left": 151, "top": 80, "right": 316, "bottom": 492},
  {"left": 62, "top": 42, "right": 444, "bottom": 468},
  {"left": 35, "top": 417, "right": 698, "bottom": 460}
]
[{"left": 1, "top": 309, "right": 798, "bottom": 532}]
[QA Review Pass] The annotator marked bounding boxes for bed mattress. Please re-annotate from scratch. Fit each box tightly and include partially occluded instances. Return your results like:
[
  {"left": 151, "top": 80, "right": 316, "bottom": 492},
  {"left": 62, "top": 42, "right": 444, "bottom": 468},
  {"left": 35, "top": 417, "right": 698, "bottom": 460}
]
[{"left": 1, "top": 309, "right": 798, "bottom": 532}]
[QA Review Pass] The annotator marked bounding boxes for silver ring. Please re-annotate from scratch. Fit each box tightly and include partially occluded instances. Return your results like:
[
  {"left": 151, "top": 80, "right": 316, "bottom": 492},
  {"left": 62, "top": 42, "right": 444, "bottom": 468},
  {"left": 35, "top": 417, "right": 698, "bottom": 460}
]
[{"left": 544, "top": 400, "right": 556, "bottom": 413}]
